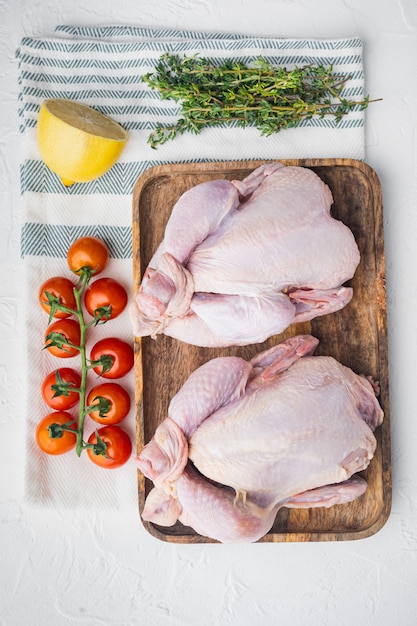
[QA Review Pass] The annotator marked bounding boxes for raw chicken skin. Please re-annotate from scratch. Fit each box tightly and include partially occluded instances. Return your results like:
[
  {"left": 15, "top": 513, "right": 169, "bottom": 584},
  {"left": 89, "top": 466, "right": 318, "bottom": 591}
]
[
  {"left": 130, "top": 163, "right": 360, "bottom": 347},
  {"left": 137, "top": 335, "right": 383, "bottom": 543}
]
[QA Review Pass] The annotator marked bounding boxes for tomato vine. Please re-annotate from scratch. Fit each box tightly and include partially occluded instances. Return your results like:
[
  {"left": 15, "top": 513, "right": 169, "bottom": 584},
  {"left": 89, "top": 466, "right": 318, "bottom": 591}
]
[{"left": 37, "top": 237, "right": 133, "bottom": 467}]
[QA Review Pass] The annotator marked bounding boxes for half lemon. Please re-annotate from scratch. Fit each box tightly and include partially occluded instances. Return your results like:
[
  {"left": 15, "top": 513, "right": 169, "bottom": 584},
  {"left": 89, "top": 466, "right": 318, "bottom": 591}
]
[{"left": 36, "top": 99, "right": 129, "bottom": 186}]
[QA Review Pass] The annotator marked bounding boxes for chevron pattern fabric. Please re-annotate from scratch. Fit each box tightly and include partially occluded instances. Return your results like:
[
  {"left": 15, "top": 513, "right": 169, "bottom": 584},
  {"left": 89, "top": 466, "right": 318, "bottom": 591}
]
[{"left": 16, "top": 26, "right": 366, "bottom": 511}]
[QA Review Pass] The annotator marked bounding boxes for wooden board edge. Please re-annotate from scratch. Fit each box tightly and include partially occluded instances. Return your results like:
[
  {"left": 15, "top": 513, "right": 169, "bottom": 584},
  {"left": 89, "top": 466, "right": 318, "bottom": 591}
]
[
  {"left": 132, "top": 181, "right": 144, "bottom": 514},
  {"left": 141, "top": 497, "right": 393, "bottom": 543},
  {"left": 355, "top": 159, "right": 393, "bottom": 536},
  {"left": 131, "top": 157, "right": 372, "bottom": 180}
]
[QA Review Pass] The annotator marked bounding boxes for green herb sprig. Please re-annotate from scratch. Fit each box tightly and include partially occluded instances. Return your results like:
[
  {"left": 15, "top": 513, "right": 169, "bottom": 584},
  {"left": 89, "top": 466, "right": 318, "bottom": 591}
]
[{"left": 143, "top": 53, "right": 379, "bottom": 148}]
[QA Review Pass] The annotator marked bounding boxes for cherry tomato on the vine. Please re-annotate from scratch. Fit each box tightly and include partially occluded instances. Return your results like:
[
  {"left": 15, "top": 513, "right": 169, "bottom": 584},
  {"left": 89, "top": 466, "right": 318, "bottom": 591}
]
[
  {"left": 36, "top": 411, "right": 78, "bottom": 455},
  {"left": 39, "top": 276, "right": 77, "bottom": 319},
  {"left": 84, "top": 277, "right": 128, "bottom": 322},
  {"left": 87, "top": 425, "right": 132, "bottom": 469},
  {"left": 41, "top": 368, "right": 81, "bottom": 410},
  {"left": 87, "top": 382, "right": 131, "bottom": 425},
  {"left": 90, "top": 337, "right": 134, "bottom": 379},
  {"left": 44, "top": 318, "right": 81, "bottom": 358},
  {"left": 67, "top": 236, "right": 109, "bottom": 276}
]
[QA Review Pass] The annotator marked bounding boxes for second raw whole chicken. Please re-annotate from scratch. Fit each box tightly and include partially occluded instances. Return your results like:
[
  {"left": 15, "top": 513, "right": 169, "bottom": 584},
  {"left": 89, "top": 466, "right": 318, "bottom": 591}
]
[
  {"left": 130, "top": 162, "right": 360, "bottom": 347},
  {"left": 137, "top": 335, "right": 383, "bottom": 543}
]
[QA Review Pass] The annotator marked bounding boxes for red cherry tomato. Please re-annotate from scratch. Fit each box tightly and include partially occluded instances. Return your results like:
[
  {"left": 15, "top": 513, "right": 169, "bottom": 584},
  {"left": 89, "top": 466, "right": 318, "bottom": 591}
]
[
  {"left": 41, "top": 368, "right": 81, "bottom": 410},
  {"left": 39, "top": 276, "right": 77, "bottom": 319},
  {"left": 84, "top": 277, "right": 128, "bottom": 321},
  {"left": 67, "top": 236, "right": 109, "bottom": 276},
  {"left": 44, "top": 318, "right": 81, "bottom": 358},
  {"left": 90, "top": 337, "right": 134, "bottom": 379},
  {"left": 87, "top": 383, "right": 131, "bottom": 425},
  {"left": 87, "top": 425, "right": 132, "bottom": 469},
  {"left": 36, "top": 411, "right": 78, "bottom": 455}
]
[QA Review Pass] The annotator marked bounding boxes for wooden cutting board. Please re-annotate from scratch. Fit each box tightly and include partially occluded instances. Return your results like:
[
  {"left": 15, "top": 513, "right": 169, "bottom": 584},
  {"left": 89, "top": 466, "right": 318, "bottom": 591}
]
[{"left": 132, "top": 158, "right": 391, "bottom": 543}]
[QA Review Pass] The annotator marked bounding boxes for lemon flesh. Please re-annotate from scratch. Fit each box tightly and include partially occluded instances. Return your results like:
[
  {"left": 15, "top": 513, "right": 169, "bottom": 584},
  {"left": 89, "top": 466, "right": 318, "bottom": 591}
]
[{"left": 37, "top": 99, "right": 128, "bottom": 186}]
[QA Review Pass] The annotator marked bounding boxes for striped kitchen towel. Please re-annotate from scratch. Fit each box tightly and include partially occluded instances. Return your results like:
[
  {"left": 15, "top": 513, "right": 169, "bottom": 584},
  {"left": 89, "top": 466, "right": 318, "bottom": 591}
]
[{"left": 16, "top": 25, "right": 367, "bottom": 511}]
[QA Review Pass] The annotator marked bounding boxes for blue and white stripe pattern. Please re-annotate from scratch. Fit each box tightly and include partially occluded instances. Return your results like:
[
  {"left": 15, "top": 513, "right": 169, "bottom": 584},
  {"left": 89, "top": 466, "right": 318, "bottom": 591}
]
[
  {"left": 17, "top": 27, "right": 366, "bottom": 259},
  {"left": 16, "top": 26, "right": 366, "bottom": 510}
]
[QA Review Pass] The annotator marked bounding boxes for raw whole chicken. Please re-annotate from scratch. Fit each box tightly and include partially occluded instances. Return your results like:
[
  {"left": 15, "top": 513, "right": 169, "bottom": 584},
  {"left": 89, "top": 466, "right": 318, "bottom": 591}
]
[
  {"left": 137, "top": 335, "right": 383, "bottom": 543},
  {"left": 130, "top": 162, "right": 360, "bottom": 347}
]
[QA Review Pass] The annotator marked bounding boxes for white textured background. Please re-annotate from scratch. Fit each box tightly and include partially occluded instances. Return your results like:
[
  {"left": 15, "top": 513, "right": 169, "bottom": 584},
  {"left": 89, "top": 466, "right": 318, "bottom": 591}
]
[{"left": 1, "top": 0, "right": 416, "bottom": 624}]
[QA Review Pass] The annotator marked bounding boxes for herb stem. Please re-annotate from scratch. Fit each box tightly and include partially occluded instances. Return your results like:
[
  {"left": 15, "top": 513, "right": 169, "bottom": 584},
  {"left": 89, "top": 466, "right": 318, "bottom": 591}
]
[{"left": 183, "top": 99, "right": 377, "bottom": 115}]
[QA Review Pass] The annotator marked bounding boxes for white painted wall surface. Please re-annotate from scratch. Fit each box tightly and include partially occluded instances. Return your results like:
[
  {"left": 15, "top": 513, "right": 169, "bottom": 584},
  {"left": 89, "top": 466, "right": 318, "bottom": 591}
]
[{"left": 1, "top": 0, "right": 416, "bottom": 624}]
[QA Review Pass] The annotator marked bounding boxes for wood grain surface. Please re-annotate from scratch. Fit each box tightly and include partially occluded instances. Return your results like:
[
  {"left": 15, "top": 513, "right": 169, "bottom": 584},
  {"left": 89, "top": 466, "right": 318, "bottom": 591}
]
[{"left": 132, "top": 158, "right": 391, "bottom": 543}]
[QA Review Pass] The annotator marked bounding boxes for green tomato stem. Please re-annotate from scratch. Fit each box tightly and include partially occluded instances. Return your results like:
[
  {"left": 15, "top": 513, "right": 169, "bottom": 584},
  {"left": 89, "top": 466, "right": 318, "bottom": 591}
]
[
  {"left": 72, "top": 275, "right": 91, "bottom": 457},
  {"left": 47, "top": 420, "right": 76, "bottom": 439}
]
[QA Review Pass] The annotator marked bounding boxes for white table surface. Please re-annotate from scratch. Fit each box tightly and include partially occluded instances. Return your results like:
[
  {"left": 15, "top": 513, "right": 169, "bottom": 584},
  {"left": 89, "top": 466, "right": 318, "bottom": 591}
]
[{"left": 1, "top": 0, "right": 417, "bottom": 624}]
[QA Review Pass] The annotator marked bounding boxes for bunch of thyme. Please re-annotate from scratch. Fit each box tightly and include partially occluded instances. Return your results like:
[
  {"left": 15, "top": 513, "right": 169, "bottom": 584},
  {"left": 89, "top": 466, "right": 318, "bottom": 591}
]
[{"left": 143, "top": 53, "right": 377, "bottom": 148}]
